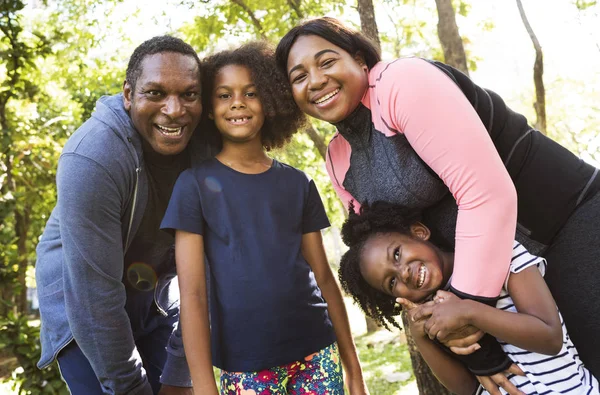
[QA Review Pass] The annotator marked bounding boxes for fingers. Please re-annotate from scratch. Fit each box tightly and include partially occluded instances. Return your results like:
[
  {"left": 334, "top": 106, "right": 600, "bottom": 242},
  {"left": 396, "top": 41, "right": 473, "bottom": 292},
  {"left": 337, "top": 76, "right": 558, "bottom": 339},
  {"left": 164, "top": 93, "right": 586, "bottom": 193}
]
[
  {"left": 444, "top": 329, "right": 485, "bottom": 348},
  {"left": 507, "top": 363, "right": 525, "bottom": 377},
  {"left": 476, "top": 375, "right": 502, "bottom": 395},
  {"left": 490, "top": 372, "right": 526, "bottom": 395},
  {"left": 396, "top": 297, "right": 417, "bottom": 311},
  {"left": 449, "top": 342, "right": 481, "bottom": 355},
  {"left": 476, "top": 372, "right": 526, "bottom": 395},
  {"left": 411, "top": 304, "right": 434, "bottom": 322}
]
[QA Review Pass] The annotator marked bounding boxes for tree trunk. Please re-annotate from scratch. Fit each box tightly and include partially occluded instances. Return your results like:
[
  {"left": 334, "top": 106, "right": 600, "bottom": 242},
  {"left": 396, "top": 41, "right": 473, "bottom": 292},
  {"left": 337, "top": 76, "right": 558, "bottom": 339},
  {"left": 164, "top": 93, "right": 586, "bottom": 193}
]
[
  {"left": 357, "top": 0, "right": 381, "bottom": 51},
  {"left": 401, "top": 311, "right": 453, "bottom": 395},
  {"left": 354, "top": 3, "right": 452, "bottom": 390},
  {"left": 516, "top": 0, "right": 546, "bottom": 135},
  {"left": 365, "top": 316, "right": 380, "bottom": 333},
  {"left": 434, "top": 0, "right": 469, "bottom": 76},
  {"left": 15, "top": 208, "right": 30, "bottom": 315}
]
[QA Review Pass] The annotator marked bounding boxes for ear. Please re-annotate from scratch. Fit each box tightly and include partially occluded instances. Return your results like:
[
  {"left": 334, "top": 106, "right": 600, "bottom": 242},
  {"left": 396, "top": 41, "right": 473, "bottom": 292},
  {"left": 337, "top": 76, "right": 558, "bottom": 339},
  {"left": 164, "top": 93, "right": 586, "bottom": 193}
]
[
  {"left": 410, "top": 222, "right": 431, "bottom": 241},
  {"left": 208, "top": 112, "right": 214, "bottom": 120},
  {"left": 123, "top": 80, "right": 132, "bottom": 111},
  {"left": 353, "top": 52, "right": 368, "bottom": 71}
]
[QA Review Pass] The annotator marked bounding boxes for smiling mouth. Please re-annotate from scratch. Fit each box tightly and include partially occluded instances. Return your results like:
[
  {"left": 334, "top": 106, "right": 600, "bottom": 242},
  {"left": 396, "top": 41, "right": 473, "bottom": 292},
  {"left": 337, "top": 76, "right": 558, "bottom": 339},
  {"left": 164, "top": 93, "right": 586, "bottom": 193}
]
[
  {"left": 417, "top": 263, "right": 426, "bottom": 288},
  {"left": 313, "top": 88, "right": 340, "bottom": 105},
  {"left": 156, "top": 124, "right": 183, "bottom": 137},
  {"left": 227, "top": 117, "right": 251, "bottom": 125}
]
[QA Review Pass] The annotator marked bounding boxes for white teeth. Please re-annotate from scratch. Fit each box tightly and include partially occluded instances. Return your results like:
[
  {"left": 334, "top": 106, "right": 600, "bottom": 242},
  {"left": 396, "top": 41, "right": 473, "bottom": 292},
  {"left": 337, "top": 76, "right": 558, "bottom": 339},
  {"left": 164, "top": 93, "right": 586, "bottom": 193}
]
[
  {"left": 314, "top": 89, "right": 339, "bottom": 104},
  {"left": 417, "top": 265, "right": 425, "bottom": 288},
  {"left": 229, "top": 117, "right": 249, "bottom": 124},
  {"left": 156, "top": 125, "right": 182, "bottom": 135}
]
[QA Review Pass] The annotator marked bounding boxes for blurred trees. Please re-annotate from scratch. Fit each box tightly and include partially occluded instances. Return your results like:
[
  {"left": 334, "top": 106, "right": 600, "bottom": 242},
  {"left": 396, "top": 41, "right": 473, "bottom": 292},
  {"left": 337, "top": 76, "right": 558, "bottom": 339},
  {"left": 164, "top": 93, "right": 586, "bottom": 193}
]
[{"left": 0, "top": 0, "right": 598, "bottom": 393}]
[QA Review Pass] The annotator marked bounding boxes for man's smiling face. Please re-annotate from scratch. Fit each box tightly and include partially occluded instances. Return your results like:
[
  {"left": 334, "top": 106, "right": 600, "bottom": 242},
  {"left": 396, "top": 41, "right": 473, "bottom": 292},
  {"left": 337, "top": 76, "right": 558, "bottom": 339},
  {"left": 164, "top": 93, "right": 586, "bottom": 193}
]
[{"left": 123, "top": 52, "right": 202, "bottom": 156}]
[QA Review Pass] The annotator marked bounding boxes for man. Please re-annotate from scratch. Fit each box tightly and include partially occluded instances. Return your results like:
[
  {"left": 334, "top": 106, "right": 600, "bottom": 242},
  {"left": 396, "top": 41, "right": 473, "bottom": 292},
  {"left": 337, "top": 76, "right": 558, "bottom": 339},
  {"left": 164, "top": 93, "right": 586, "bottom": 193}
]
[{"left": 35, "top": 36, "right": 213, "bottom": 394}]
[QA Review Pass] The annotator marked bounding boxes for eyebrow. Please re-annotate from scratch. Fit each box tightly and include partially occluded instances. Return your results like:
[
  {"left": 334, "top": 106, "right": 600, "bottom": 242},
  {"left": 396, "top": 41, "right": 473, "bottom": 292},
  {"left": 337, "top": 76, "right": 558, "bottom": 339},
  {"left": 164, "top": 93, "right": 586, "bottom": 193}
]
[
  {"left": 214, "top": 83, "right": 256, "bottom": 91},
  {"left": 140, "top": 81, "right": 200, "bottom": 91},
  {"left": 287, "top": 49, "right": 340, "bottom": 78}
]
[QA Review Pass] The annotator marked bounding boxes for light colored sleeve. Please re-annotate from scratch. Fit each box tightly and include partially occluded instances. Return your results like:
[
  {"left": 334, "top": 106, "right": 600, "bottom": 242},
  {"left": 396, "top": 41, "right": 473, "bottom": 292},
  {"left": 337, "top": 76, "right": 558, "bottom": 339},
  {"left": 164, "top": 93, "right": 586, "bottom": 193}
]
[
  {"left": 381, "top": 58, "right": 517, "bottom": 298},
  {"left": 325, "top": 133, "right": 361, "bottom": 213}
]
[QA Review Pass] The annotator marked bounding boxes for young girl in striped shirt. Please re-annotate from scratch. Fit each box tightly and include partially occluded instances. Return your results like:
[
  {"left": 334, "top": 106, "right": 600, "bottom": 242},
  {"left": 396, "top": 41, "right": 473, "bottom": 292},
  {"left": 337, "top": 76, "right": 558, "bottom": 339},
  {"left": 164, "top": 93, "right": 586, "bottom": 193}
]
[{"left": 339, "top": 201, "right": 598, "bottom": 395}]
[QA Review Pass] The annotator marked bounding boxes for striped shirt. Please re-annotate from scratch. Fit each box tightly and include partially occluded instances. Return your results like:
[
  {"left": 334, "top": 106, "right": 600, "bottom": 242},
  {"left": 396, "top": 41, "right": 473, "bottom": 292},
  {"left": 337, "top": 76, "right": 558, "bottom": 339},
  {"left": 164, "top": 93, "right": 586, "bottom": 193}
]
[{"left": 477, "top": 242, "right": 598, "bottom": 394}]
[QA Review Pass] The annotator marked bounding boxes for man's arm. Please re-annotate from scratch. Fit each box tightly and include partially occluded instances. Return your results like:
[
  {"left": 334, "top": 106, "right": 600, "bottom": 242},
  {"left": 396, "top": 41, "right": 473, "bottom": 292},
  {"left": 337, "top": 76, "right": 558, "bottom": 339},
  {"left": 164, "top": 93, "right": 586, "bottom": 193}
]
[
  {"left": 158, "top": 322, "right": 193, "bottom": 394},
  {"left": 58, "top": 154, "right": 152, "bottom": 394},
  {"left": 301, "top": 231, "right": 369, "bottom": 395}
]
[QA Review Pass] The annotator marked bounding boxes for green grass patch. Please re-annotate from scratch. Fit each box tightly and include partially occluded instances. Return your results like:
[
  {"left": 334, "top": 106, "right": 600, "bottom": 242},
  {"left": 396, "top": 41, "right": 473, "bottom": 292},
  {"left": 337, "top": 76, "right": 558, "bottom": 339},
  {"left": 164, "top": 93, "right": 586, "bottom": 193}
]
[{"left": 354, "top": 329, "right": 415, "bottom": 394}]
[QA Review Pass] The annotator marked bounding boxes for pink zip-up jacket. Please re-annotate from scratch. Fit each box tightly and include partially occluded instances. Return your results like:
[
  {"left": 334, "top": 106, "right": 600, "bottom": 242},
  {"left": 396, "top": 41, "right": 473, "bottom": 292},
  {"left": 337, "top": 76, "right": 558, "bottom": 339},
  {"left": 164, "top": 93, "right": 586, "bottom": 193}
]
[{"left": 327, "top": 58, "right": 517, "bottom": 298}]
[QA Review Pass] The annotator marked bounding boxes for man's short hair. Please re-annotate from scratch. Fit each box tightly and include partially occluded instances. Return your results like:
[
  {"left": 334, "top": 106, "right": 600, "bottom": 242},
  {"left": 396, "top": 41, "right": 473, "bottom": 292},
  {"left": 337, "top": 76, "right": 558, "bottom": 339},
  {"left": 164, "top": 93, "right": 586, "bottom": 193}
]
[{"left": 125, "top": 36, "right": 201, "bottom": 90}]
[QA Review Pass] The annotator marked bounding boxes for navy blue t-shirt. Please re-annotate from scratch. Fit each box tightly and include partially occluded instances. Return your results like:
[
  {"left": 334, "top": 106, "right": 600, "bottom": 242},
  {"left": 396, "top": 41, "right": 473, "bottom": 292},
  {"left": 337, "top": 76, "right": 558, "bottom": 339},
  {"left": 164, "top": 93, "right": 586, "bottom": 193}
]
[{"left": 160, "top": 158, "right": 336, "bottom": 371}]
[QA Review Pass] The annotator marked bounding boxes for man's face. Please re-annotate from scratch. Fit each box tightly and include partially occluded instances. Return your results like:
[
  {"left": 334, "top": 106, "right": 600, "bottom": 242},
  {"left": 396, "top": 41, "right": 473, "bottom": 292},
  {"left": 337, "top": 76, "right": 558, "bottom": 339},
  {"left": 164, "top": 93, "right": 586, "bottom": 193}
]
[{"left": 123, "top": 52, "right": 202, "bottom": 156}]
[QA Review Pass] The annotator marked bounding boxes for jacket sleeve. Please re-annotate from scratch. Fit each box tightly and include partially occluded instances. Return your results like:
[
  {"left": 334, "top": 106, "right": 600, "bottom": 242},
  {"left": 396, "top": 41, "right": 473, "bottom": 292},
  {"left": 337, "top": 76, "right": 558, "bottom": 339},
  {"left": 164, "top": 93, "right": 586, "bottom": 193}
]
[
  {"left": 380, "top": 58, "right": 517, "bottom": 300},
  {"left": 160, "top": 321, "right": 192, "bottom": 387},
  {"left": 57, "top": 153, "right": 153, "bottom": 395},
  {"left": 378, "top": 58, "right": 517, "bottom": 375}
]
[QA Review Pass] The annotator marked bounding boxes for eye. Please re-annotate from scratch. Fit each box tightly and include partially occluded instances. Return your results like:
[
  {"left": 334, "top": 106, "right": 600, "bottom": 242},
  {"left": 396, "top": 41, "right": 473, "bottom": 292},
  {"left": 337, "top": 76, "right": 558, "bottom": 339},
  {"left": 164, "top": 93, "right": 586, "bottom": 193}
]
[
  {"left": 145, "top": 90, "right": 163, "bottom": 98},
  {"left": 393, "top": 247, "right": 400, "bottom": 262},
  {"left": 291, "top": 73, "right": 307, "bottom": 84},
  {"left": 245, "top": 91, "right": 257, "bottom": 98},
  {"left": 321, "top": 58, "right": 336, "bottom": 68},
  {"left": 183, "top": 92, "right": 199, "bottom": 100},
  {"left": 217, "top": 93, "right": 231, "bottom": 100},
  {"left": 389, "top": 277, "right": 397, "bottom": 293}
]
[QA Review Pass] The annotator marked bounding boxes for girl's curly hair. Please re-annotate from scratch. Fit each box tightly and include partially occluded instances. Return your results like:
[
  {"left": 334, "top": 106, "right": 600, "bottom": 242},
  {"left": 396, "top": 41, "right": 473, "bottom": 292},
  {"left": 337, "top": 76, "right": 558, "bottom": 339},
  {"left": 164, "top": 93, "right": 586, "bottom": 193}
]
[
  {"left": 201, "top": 41, "right": 306, "bottom": 150},
  {"left": 339, "top": 201, "right": 422, "bottom": 330}
]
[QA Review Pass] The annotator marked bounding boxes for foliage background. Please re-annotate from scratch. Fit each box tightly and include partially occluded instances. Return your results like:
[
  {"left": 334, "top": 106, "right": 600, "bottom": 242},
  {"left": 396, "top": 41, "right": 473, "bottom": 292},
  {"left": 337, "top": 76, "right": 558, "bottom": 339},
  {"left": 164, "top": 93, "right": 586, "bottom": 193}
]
[{"left": 0, "top": 0, "right": 598, "bottom": 393}]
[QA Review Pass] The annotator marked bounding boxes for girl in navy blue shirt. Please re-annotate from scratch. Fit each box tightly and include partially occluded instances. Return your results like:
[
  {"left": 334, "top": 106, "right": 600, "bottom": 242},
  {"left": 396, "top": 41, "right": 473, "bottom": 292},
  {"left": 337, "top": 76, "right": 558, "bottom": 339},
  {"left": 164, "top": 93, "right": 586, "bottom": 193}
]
[{"left": 161, "top": 42, "right": 368, "bottom": 395}]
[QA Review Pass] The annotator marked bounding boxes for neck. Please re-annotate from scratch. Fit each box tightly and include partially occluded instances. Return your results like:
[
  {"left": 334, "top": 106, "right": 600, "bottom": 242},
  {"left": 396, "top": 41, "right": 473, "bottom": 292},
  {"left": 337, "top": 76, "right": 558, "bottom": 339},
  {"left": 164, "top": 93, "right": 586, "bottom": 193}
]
[
  {"left": 142, "top": 140, "right": 186, "bottom": 166},
  {"left": 216, "top": 138, "right": 271, "bottom": 174}
]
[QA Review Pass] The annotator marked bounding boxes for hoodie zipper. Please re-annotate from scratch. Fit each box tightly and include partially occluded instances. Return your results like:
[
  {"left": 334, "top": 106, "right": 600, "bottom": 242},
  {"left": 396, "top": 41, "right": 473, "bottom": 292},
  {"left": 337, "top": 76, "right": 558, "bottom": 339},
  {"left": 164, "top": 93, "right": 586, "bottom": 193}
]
[{"left": 125, "top": 167, "right": 141, "bottom": 248}]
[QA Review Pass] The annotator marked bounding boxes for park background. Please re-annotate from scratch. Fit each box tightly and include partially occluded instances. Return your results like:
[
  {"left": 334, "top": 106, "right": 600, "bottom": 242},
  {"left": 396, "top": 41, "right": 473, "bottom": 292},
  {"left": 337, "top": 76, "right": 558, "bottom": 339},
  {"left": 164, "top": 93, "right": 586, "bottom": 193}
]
[{"left": 0, "top": 0, "right": 599, "bottom": 393}]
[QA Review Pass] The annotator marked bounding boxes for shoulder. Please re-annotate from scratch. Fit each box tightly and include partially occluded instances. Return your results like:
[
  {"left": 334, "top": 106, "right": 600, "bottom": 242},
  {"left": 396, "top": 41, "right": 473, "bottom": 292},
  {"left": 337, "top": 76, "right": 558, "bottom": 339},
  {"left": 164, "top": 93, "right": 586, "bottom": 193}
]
[
  {"left": 369, "top": 58, "right": 440, "bottom": 82},
  {"left": 61, "top": 97, "right": 136, "bottom": 171},
  {"left": 274, "top": 160, "right": 311, "bottom": 181},
  {"left": 369, "top": 58, "right": 456, "bottom": 99},
  {"left": 509, "top": 241, "right": 547, "bottom": 276}
]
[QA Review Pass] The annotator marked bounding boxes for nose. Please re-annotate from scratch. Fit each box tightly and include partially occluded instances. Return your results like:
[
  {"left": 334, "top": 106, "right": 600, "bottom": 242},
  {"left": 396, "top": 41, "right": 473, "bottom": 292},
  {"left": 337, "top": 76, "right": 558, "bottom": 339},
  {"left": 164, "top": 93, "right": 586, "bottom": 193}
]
[
  {"left": 162, "top": 96, "right": 185, "bottom": 118},
  {"left": 230, "top": 93, "right": 246, "bottom": 110},
  {"left": 308, "top": 70, "right": 327, "bottom": 91},
  {"left": 399, "top": 263, "right": 410, "bottom": 285}
]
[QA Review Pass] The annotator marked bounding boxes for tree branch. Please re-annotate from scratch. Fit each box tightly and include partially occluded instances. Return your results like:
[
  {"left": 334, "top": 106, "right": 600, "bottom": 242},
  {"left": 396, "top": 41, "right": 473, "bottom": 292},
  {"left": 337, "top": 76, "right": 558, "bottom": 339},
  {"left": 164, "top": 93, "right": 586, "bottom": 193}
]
[
  {"left": 516, "top": 0, "right": 546, "bottom": 134},
  {"left": 287, "top": 0, "right": 303, "bottom": 19},
  {"left": 230, "top": 0, "right": 268, "bottom": 40}
]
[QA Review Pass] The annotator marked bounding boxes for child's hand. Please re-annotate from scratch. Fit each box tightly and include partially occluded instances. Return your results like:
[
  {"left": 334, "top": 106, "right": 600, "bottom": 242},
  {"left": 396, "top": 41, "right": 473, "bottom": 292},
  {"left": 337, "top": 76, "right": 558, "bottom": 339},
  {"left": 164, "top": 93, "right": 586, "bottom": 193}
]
[
  {"left": 412, "top": 290, "right": 472, "bottom": 342},
  {"left": 397, "top": 297, "right": 434, "bottom": 339},
  {"left": 396, "top": 297, "right": 418, "bottom": 311}
]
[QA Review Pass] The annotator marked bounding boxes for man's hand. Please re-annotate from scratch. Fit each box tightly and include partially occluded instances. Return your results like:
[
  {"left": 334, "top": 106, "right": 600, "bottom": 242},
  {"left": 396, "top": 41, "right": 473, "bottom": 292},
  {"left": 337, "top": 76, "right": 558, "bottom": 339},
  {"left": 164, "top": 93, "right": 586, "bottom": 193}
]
[
  {"left": 476, "top": 364, "right": 526, "bottom": 395},
  {"left": 158, "top": 384, "right": 194, "bottom": 395}
]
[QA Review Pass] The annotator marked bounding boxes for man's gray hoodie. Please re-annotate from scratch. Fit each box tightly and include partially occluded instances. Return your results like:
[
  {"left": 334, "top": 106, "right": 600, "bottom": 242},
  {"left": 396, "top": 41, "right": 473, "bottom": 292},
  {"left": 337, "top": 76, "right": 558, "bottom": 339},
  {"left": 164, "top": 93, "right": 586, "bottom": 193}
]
[{"left": 35, "top": 93, "right": 211, "bottom": 394}]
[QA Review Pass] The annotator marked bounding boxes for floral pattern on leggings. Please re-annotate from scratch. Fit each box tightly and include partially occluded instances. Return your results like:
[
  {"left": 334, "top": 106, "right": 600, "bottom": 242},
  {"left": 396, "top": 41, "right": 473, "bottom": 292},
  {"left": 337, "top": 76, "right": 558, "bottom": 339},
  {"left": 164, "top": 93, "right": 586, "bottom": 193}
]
[{"left": 220, "top": 342, "right": 344, "bottom": 395}]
